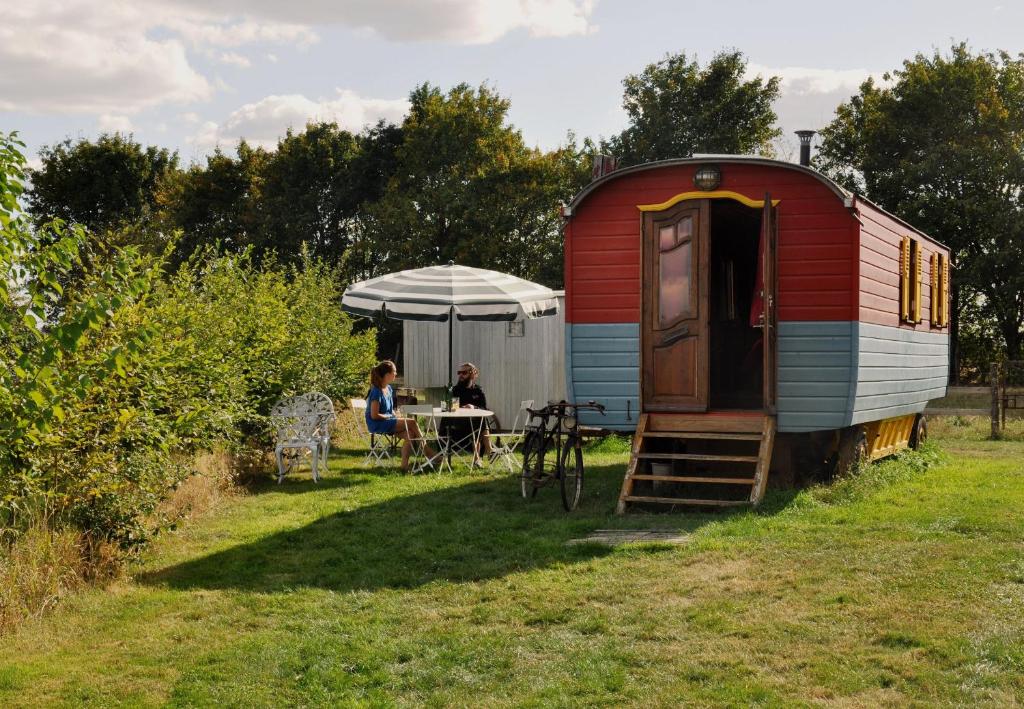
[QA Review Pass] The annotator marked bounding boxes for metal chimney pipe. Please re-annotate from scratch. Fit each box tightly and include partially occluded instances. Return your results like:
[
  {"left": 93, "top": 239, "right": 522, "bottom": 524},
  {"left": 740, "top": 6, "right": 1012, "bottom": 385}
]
[{"left": 795, "top": 130, "right": 816, "bottom": 167}]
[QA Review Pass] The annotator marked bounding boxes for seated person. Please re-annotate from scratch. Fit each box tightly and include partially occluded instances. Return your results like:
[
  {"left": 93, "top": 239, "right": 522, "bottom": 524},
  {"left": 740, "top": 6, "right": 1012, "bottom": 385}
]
[
  {"left": 442, "top": 362, "right": 493, "bottom": 466},
  {"left": 366, "top": 360, "right": 438, "bottom": 473}
]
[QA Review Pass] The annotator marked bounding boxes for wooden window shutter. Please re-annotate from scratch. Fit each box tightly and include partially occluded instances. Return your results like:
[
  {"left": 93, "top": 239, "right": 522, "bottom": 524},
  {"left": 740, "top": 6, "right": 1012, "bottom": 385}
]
[
  {"left": 899, "top": 236, "right": 911, "bottom": 321},
  {"left": 930, "top": 254, "right": 939, "bottom": 326},
  {"left": 940, "top": 254, "right": 950, "bottom": 327},
  {"left": 912, "top": 240, "right": 922, "bottom": 323}
]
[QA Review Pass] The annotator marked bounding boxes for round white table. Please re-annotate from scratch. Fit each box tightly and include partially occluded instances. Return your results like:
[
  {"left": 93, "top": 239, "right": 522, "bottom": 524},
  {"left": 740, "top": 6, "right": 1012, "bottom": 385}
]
[{"left": 411, "top": 407, "right": 493, "bottom": 472}]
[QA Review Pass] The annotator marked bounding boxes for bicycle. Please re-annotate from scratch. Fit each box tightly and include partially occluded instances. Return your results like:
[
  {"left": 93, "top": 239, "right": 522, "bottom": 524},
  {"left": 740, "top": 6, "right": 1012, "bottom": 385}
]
[{"left": 520, "top": 400, "right": 605, "bottom": 511}]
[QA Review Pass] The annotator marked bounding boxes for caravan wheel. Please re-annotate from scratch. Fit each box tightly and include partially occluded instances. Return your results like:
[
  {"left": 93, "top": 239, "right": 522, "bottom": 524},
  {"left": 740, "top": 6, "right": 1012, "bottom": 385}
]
[
  {"left": 834, "top": 426, "right": 868, "bottom": 477},
  {"left": 910, "top": 415, "right": 928, "bottom": 449}
]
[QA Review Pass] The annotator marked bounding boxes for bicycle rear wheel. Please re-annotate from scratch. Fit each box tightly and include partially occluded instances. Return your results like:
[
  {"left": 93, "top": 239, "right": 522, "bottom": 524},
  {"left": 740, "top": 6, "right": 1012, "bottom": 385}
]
[
  {"left": 559, "top": 440, "right": 584, "bottom": 511},
  {"left": 520, "top": 431, "right": 544, "bottom": 499}
]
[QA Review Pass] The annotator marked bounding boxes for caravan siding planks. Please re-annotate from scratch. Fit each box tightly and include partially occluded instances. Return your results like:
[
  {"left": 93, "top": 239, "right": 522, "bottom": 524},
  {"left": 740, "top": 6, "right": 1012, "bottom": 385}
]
[
  {"left": 776, "top": 321, "right": 854, "bottom": 432},
  {"left": 848, "top": 323, "right": 949, "bottom": 424},
  {"left": 856, "top": 200, "right": 948, "bottom": 330},
  {"left": 567, "top": 163, "right": 857, "bottom": 325},
  {"left": 566, "top": 323, "right": 640, "bottom": 430}
]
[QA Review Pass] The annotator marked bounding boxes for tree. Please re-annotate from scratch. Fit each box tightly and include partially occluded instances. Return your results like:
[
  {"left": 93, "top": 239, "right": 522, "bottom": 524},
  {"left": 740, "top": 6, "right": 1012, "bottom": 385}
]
[
  {"left": 816, "top": 44, "right": 1024, "bottom": 369},
  {"left": 157, "top": 142, "right": 268, "bottom": 265},
  {"left": 607, "top": 50, "right": 782, "bottom": 165},
  {"left": 27, "top": 133, "right": 178, "bottom": 233},
  {"left": 353, "top": 83, "right": 585, "bottom": 286},
  {"left": 254, "top": 122, "right": 363, "bottom": 264},
  {"left": 1, "top": 131, "right": 158, "bottom": 524}
]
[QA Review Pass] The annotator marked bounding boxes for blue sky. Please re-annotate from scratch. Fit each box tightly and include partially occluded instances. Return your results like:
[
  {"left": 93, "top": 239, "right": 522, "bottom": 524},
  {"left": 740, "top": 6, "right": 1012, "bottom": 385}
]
[{"left": 2, "top": 0, "right": 1021, "bottom": 167}]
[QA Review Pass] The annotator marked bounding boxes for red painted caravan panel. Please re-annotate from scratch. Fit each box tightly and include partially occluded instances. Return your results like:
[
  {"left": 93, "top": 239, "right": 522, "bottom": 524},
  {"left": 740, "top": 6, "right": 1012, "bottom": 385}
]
[
  {"left": 566, "top": 163, "right": 857, "bottom": 324},
  {"left": 855, "top": 199, "right": 950, "bottom": 330}
]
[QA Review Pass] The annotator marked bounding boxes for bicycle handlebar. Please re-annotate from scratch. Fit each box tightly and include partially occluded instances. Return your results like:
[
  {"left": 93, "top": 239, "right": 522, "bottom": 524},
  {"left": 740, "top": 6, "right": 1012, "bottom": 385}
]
[{"left": 526, "top": 400, "right": 606, "bottom": 418}]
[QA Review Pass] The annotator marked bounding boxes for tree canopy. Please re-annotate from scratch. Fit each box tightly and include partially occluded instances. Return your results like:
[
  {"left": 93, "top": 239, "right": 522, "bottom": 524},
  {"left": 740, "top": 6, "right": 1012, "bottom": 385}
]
[
  {"left": 25, "top": 88, "right": 589, "bottom": 290},
  {"left": 156, "top": 141, "right": 267, "bottom": 263},
  {"left": 607, "top": 50, "right": 782, "bottom": 166},
  {"left": 817, "top": 44, "right": 1024, "bottom": 365},
  {"left": 352, "top": 83, "right": 589, "bottom": 286},
  {"left": 27, "top": 133, "right": 177, "bottom": 233}
]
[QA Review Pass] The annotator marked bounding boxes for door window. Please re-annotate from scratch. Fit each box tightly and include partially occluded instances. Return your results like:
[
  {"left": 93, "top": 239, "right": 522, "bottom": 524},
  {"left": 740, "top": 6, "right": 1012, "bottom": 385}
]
[{"left": 658, "top": 216, "right": 693, "bottom": 327}]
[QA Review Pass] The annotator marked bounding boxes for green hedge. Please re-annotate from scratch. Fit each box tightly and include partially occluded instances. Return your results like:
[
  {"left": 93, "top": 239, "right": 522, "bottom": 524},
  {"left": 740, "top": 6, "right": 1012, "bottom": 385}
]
[{"left": 1, "top": 132, "right": 376, "bottom": 548}]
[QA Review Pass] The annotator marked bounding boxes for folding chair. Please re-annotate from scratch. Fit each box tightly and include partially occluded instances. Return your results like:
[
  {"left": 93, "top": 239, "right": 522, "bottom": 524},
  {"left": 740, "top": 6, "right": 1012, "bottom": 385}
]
[
  {"left": 488, "top": 400, "right": 534, "bottom": 473},
  {"left": 401, "top": 405, "right": 446, "bottom": 473},
  {"left": 350, "top": 398, "right": 399, "bottom": 467}
]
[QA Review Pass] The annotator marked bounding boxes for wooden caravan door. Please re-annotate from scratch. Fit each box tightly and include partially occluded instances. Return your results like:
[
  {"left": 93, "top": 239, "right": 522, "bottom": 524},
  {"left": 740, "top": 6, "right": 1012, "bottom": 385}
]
[
  {"left": 761, "top": 195, "right": 778, "bottom": 413},
  {"left": 642, "top": 201, "right": 709, "bottom": 412}
]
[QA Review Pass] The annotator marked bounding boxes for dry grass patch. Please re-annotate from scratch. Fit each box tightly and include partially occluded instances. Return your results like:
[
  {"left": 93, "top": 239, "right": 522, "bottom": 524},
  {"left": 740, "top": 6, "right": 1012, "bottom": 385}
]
[{"left": 0, "top": 519, "right": 120, "bottom": 635}]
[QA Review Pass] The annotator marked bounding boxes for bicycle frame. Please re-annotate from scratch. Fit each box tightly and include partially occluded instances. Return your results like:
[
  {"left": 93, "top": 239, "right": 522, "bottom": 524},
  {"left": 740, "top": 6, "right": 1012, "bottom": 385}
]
[{"left": 521, "top": 400, "right": 606, "bottom": 508}]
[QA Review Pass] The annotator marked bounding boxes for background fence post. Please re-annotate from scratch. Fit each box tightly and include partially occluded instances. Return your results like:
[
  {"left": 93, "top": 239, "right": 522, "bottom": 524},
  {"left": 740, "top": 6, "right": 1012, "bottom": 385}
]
[{"left": 991, "top": 362, "right": 1001, "bottom": 440}]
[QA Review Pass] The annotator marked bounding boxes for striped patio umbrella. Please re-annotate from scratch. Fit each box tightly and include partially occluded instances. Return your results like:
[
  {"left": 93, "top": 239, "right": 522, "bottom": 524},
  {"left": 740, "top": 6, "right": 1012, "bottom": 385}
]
[{"left": 342, "top": 262, "right": 559, "bottom": 388}]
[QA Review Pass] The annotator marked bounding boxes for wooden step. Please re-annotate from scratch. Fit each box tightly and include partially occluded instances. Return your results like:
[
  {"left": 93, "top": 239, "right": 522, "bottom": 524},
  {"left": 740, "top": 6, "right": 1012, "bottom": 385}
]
[
  {"left": 641, "top": 431, "right": 762, "bottom": 441},
  {"left": 624, "top": 495, "right": 750, "bottom": 507},
  {"left": 647, "top": 413, "right": 764, "bottom": 433},
  {"left": 629, "top": 475, "right": 756, "bottom": 485},
  {"left": 617, "top": 412, "right": 775, "bottom": 513},
  {"left": 637, "top": 452, "right": 758, "bottom": 463}
]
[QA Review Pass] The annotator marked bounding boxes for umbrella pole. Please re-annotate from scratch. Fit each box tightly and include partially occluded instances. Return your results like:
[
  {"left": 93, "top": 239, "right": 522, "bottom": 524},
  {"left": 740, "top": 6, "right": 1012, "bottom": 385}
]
[{"left": 448, "top": 306, "right": 454, "bottom": 391}]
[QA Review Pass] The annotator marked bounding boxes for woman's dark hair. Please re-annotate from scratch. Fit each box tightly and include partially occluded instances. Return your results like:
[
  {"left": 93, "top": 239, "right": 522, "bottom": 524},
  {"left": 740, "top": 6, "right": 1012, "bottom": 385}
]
[{"left": 370, "top": 360, "right": 397, "bottom": 389}]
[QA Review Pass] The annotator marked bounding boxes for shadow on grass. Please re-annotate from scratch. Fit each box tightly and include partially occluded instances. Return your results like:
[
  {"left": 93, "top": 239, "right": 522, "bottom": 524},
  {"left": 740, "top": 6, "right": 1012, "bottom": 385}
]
[
  {"left": 141, "top": 456, "right": 797, "bottom": 594},
  {"left": 245, "top": 474, "right": 372, "bottom": 495},
  {"left": 245, "top": 449, "right": 404, "bottom": 495}
]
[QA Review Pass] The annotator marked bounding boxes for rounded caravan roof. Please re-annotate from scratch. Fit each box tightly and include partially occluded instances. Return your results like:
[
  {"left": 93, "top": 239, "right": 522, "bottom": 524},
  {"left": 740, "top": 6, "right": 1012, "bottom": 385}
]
[
  {"left": 566, "top": 155, "right": 851, "bottom": 213},
  {"left": 565, "top": 155, "right": 946, "bottom": 248}
]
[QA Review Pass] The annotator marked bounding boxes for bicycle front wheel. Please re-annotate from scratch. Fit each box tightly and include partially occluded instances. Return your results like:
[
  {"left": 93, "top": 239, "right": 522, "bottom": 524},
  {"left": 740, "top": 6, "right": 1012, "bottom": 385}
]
[
  {"left": 520, "top": 431, "right": 544, "bottom": 499},
  {"left": 559, "top": 440, "right": 584, "bottom": 511}
]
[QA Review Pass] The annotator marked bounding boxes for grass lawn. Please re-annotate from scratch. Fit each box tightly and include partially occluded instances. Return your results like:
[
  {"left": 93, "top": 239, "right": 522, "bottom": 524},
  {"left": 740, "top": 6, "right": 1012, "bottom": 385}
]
[{"left": 1, "top": 422, "right": 1023, "bottom": 706}]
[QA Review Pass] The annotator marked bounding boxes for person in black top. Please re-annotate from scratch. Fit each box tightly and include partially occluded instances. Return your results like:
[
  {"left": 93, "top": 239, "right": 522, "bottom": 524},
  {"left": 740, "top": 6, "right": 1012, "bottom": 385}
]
[{"left": 449, "top": 362, "right": 492, "bottom": 465}]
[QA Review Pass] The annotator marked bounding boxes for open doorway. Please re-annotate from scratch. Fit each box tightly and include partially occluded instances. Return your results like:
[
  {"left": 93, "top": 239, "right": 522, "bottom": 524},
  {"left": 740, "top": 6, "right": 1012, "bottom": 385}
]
[{"left": 708, "top": 200, "right": 764, "bottom": 410}]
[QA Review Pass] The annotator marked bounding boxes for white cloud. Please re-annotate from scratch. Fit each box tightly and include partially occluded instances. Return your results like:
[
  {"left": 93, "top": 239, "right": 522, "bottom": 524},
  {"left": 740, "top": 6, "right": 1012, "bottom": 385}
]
[
  {"left": 745, "top": 63, "right": 886, "bottom": 151},
  {"left": 0, "top": 1, "right": 212, "bottom": 114},
  {"left": 0, "top": 1, "right": 318, "bottom": 116},
  {"left": 167, "top": 15, "right": 317, "bottom": 48},
  {"left": 190, "top": 90, "right": 410, "bottom": 150},
  {"left": 747, "top": 63, "right": 874, "bottom": 96},
  {"left": 97, "top": 114, "right": 135, "bottom": 133},
  {"left": 521, "top": 0, "right": 597, "bottom": 38},
  {"left": 167, "top": 0, "right": 598, "bottom": 44},
  {"left": 216, "top": 51, "right": 253, "bottom": 68},
  {"left": 1, "top": 0, "right": 595, "bottom": 121}
]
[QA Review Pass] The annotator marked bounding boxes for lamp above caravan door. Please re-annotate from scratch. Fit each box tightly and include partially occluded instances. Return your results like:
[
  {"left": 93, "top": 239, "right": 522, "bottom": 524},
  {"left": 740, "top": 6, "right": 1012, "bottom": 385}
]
[{"left": 641, "top": 200, "right": 710, "bottom": 412}]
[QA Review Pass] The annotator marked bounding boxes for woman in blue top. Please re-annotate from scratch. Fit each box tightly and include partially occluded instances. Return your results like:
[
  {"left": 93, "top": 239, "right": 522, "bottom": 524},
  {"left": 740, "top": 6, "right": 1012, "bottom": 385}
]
[{"left": 367, "top": 360, "right": 437, "bottom": 472}]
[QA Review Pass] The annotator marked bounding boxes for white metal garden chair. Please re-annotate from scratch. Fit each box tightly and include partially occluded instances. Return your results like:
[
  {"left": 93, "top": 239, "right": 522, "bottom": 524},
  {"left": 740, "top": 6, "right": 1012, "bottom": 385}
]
[
  {"left": 488, "top": 399, "right": 534, "bottom": 473},
  {"left": 270, "top": 392, "right": 336, "bottom": 483},
  {"left": 350, "top": 398, "right": 399, "bottom": 467}
]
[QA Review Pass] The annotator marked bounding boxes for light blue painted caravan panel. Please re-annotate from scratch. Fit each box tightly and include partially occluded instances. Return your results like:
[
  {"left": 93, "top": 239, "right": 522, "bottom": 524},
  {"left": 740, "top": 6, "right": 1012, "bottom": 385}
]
[
  {"left": 567, "top": 323, "right": 639, "bottom": 430},
  {"left": 776, "top": 321, "right": 854, "bottom": 432},
  {"left": 565, "top": 320, "right": 949, "bottom": 434},
  {"left": 848, "top": 322, "right": 949, "bottom": 425}
]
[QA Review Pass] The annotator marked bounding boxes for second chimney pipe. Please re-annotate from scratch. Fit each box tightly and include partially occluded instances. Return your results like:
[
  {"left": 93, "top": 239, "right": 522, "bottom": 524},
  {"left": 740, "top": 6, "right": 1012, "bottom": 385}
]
[{"left": 795, "top": 130, "right": 816, "bottom": 167}]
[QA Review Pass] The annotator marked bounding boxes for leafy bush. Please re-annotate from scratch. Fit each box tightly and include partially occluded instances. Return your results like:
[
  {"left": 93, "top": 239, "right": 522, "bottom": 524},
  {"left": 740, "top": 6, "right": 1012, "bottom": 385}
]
[
  {"left": 155, "top": 247, "right": 376, "bottom": 443},
  {"left": 1, "top": 131, "right": 376, "bottom": 550}
]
